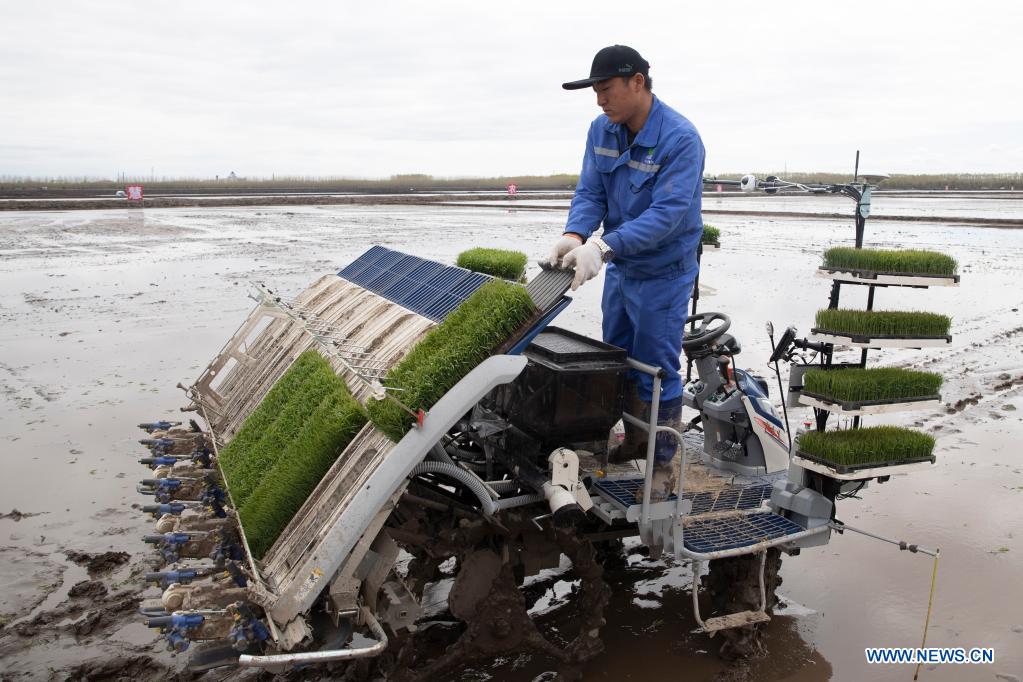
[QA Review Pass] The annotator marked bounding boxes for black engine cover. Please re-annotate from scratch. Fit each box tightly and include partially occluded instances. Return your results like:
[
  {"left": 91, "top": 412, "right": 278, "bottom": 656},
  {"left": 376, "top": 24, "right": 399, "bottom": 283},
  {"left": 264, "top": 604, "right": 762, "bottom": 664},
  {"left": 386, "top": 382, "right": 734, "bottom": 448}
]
[{"left": 491, "top": 327, "right": 629, "bottom": 450}]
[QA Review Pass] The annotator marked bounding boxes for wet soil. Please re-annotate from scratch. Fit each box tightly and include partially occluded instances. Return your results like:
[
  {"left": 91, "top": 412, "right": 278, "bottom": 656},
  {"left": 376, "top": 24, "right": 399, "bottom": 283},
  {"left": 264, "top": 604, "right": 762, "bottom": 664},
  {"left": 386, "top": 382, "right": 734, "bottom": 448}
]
[
  {"left": 0, "top": 510, "right": 46, "bottom": 522},
  {"left": 65, "top": 550, "right": 131, "bottom": 576},
  {"left": 0, "top": 200, "right": 1021, "bottom": 680}
]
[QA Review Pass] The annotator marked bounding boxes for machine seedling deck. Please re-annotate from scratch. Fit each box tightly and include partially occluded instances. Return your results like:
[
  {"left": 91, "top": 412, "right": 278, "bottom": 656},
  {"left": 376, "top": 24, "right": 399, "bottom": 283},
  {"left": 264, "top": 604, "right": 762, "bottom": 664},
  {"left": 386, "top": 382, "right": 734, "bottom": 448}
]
[
  {"left": 798, "top": 391, "right": 942, "bottom": 416},
  {"left": 809, "top": 330, "right": 952, "bottom": 349},
  {"left": 793, "top": 451, "right": 936, "bottom": 479},
  {"left": 682, "top": 511, "right": 806, "bottom": 554},
  {"left": 593, "top": 477, "right": 773, "bottom": 515},
  {"left": 815, "top": 268, "right": 959, "bottom": 288}
]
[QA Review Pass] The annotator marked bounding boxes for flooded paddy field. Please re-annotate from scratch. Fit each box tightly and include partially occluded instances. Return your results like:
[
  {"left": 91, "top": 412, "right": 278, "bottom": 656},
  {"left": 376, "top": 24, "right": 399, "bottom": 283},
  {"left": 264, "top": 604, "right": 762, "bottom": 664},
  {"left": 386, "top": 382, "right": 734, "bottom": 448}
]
[
  {"left": 5, "top": 191, "right": 1022, "bottom": 228},
  {"left": 477, "top": 193, "right": 1023, "bottom": 225},
  {"left": 702, "top": 192, "right": 1023, "bottom": 222},
  {"left": 0, "top": 199, "right": 1021, "bottom": 680}
]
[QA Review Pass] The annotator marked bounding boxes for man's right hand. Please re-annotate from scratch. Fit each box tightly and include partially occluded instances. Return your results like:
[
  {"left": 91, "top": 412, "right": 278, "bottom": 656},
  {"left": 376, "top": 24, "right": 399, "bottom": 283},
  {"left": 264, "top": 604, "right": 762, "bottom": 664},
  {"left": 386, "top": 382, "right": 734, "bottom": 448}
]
[{"left": 547, "top": 233, "right": 584, "bottom": 267}]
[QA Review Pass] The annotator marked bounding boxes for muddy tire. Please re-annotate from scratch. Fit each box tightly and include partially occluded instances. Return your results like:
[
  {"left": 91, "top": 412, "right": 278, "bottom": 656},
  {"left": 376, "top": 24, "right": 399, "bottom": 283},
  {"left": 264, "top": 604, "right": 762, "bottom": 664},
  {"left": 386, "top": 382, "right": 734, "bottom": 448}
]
[
  {"left": 376, "top": 523, "right": 609, "bottom": 681},
  {"left": 701, "top": 549, "right": 783, "bottom": 660}
]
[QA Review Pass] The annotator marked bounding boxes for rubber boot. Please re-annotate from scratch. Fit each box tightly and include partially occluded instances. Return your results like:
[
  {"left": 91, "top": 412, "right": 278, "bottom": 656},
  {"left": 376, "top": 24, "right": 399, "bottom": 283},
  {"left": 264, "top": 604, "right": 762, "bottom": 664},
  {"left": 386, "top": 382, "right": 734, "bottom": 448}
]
[
  {"left": 649, "top": 460, "right": 677, "bottom": 501},
  {"left": 637, "top": 396, "right": 685, "bottom": 502},
  {"left": 607, "top": 380, "right": 648, "bottom": 464}
]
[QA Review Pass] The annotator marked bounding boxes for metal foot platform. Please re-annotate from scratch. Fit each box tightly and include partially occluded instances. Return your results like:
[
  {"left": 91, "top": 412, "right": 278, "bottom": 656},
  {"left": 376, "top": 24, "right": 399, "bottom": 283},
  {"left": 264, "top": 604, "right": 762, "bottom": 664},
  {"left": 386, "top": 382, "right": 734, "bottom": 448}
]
[
  {"left": 683, "top": 511, "right": 805, "bottom": 554},
  {"left": 593, "top": 478, "right": 773, "bottom": 517}
]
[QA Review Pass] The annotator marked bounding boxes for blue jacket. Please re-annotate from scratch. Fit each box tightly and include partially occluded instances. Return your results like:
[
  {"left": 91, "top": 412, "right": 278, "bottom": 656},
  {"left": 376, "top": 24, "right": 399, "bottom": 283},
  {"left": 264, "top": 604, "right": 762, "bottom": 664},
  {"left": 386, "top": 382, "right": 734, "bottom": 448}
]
[{"left": 565, "top": 95, "right": 705, "bottom": 281}]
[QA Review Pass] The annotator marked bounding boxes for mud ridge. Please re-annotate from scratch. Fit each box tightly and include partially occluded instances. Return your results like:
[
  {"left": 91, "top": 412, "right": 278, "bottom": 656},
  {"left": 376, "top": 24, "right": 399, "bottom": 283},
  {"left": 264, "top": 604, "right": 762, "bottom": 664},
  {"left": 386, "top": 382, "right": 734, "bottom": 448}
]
[
  {"left": 65, "top": 550, "right": 131, "bottom": 576},
  {"left": 62, "top": 654, "right": 177, "bottom": 682},
  {"left": 0, "top": 509, "right": 46, "bottom": 522}
]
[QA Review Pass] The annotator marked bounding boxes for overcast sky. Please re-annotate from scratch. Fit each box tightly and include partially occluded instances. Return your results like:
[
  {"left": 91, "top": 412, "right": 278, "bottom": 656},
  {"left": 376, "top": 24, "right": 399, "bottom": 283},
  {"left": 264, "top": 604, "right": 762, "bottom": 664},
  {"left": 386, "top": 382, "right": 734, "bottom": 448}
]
[{"left": 1, "top": 1, "right": 1020, "bottom": 179}]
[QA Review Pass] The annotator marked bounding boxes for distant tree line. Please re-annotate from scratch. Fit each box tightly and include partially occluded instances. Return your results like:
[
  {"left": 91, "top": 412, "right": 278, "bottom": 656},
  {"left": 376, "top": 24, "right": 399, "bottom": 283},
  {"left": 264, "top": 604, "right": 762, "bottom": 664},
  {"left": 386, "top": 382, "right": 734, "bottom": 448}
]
[
  {"left": 0, "top": 174, "right": 580, "bottom": 195},
  {"left": 0, "top": 172, "right": 1020, "bottom": 194}
]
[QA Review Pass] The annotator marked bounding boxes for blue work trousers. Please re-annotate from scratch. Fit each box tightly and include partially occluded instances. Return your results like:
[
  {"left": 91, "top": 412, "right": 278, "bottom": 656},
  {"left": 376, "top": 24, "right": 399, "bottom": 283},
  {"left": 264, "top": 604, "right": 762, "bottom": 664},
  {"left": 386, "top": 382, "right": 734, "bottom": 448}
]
[{"left": 601, "top": 264, "right": 693, "bottom": 404}]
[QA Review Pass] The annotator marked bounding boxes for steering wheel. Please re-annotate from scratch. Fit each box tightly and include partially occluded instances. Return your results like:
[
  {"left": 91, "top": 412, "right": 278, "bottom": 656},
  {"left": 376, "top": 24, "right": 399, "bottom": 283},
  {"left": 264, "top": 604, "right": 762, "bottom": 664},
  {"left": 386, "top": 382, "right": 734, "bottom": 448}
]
[{"left": 682, "top": 312, "right": 731, "bottom": 349}]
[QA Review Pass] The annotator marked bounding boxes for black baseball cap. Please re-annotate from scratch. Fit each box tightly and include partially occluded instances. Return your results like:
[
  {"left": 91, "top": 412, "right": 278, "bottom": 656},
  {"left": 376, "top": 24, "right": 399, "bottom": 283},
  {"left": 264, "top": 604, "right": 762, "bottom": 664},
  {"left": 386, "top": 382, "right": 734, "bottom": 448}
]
[{"left": 562, "top": 45, "right": 650, "bottom": 90}]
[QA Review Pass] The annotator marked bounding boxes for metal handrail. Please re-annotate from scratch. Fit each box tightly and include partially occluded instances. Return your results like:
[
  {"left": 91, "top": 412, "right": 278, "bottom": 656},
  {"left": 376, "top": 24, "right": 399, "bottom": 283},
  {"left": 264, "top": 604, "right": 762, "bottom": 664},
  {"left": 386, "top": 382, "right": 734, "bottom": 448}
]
[{"left": 620, "top": 357, "right": 688, "bottom": 549}]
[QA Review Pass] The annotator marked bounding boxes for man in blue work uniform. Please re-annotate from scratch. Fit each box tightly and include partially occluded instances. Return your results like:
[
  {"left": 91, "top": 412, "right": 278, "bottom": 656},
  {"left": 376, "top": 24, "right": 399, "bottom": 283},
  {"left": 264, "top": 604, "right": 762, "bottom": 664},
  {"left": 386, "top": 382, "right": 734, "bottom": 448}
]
[{"left": 549, "top": 45, "right": 705, "bottom": 500}]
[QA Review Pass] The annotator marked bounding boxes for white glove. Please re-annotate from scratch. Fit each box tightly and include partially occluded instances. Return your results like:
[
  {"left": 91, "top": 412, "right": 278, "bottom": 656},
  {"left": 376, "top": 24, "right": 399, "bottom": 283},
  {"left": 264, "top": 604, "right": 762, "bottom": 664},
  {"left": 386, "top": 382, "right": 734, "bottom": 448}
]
[
  {"left": 562, "top": 241, "right": 604, "bottom": 291},
  {"left": 547, "top": 233, "right": 583, "bottom": 267}
]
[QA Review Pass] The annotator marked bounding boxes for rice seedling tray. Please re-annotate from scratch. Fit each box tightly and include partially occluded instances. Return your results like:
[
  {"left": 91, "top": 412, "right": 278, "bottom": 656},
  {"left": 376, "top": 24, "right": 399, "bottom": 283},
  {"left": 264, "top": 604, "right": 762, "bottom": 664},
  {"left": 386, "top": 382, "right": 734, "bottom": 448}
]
[
  {"left": 810, "top": 310, "right": 952, "bottom": 348},
  {"left": 815, "top": 267, "right": 959, "bottom": 288},
  {"left": 802, "top": 366, "right": 942, "bottom": 400},
  {"left": 456, "top": 248, "right": 528, "bottom": 281},
  {"left": 701, "top": 225, "right": 720, "bottom": 249},
  {"left": 793, "top": 451, "right": 936, "bottom": 480},
  {"left": 808, "top": 330, "right": 952, "bottom": 349},
  {"left": 798, "top": 390, "right": 942, "bottom": 415},
  {"left": 820, "top": 247, "right": 958, "bottom": 283}
]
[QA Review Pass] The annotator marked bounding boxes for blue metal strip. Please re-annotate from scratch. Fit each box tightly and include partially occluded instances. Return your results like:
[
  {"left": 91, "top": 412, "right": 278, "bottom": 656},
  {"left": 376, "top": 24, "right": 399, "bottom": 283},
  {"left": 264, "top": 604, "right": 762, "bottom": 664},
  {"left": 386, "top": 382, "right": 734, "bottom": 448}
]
[
  {"left": 372, "top": 250, "right": 404, "bottom": 271},
  {"left": 382, "top": 276, "right": 422, "bottom": 302},
  {"left": 336, "top": 246, "right": 495, "bottom": 322},
  {"left": 399, "top": 285, "right": 445, "bottom": 313},
  {"left": 422, "top": 294, "right": 461, "bottom": 321},
  {"left": 337, "top": 253, "right": 373, "bottom": 281},
  {"left": 406, "top": 260, "right": 444, "bottom": 282},
  {"left": 337, "top": 245, "right": 387, "bottom": 279}
]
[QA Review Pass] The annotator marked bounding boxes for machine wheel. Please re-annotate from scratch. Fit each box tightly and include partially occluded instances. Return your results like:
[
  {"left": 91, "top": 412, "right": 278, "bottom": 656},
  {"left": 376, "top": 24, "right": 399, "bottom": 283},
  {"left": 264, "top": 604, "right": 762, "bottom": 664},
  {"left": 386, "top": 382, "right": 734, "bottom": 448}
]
[
  {"left": 377, "top": 507, "right": 611, "bottom": 681},
  {"left": 701, "top": 548, "right": 783, "bottom": 660}
]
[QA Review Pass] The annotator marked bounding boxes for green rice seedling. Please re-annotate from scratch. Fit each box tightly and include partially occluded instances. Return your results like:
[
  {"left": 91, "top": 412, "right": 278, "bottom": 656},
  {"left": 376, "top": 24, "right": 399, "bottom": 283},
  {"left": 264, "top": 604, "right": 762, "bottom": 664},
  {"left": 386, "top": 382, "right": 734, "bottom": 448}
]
[
  {"left": 368, "top": 279, "right": 537, "bottom": 441},
  {"left": 218, "top": 351, "right": 321, "bottom": 481},
  {"left": 799, "top": 426, "right": 935, "bottom": 468},
  {"left": 240, "top": 387, "right": 367, "bottom": 558},
  {"left": 223, "top": 354, "right": 341, "bottom": 507},
  {"left": 802, "top": 367, "right": 943, "bottom": 404},
  {"left": 814, "top": 309, "right": 951, "bottom": 338},
  {"left": 226, "top": 368, "right": 338, "bottom": 506},
  {"left": 701, "top": 224, "right": 721, "bottom": 246},
  {"left": 822, "top": 247, "right": 958, "bottom": 276},
  {"left": 456, "top": 248, "right": 528, "bottom": 281}
]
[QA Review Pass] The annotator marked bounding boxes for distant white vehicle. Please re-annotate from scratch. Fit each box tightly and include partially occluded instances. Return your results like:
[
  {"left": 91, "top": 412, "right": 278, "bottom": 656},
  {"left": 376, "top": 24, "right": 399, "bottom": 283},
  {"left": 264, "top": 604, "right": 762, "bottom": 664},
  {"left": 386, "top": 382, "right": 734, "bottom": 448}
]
[{"left": 115, "top": 190, "right": 126, "bottom": 197}]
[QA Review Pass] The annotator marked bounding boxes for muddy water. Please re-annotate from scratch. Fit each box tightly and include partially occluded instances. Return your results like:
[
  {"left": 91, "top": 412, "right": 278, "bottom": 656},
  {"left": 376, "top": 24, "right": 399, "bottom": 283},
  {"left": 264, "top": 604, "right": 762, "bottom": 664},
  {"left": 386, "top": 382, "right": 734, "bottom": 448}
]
[
  {"left": 701, "top": 192, "right": 1023, "bottom": 221},
  {"left": 0, "top": 201, "right": 1021, "bottom": 680}
]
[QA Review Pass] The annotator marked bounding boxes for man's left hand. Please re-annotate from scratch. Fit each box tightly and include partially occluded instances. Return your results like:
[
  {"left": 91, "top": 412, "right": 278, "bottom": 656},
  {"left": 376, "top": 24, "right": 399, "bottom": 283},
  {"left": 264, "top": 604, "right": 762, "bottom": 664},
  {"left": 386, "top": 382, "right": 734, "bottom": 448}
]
[{"left": 562, "top": 241, "right": 604, "bottom": 291}]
